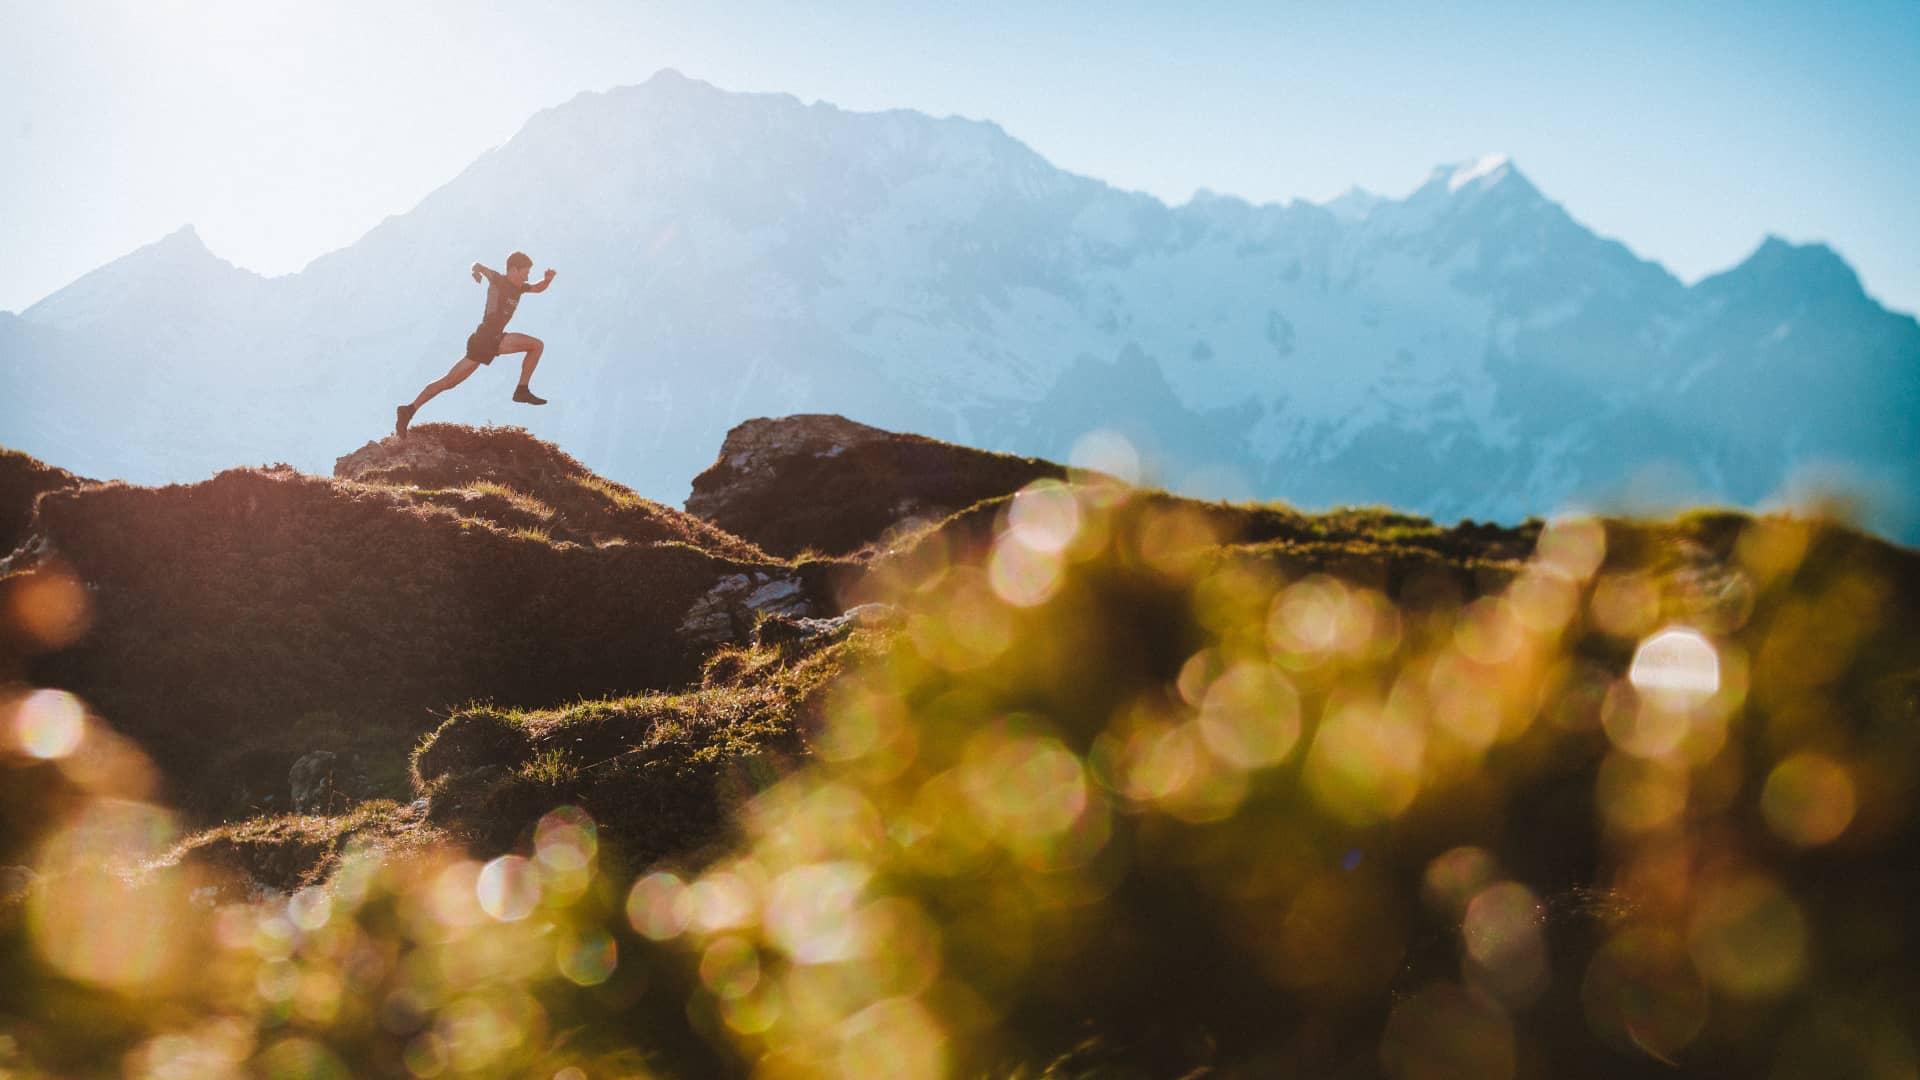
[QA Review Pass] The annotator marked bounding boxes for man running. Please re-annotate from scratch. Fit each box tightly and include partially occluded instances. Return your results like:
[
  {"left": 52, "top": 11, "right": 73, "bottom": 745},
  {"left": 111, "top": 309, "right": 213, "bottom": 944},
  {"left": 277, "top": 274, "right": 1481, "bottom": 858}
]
[{"left": 396, "top": 251, "right": 557, "bottom": 436}]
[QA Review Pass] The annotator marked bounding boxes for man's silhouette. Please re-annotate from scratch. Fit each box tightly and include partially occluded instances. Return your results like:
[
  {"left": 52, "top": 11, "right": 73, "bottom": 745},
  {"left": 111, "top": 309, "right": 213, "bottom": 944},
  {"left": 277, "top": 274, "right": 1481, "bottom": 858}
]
[{"left": 396, "top": 251, "right": 556, "bottom": 436}]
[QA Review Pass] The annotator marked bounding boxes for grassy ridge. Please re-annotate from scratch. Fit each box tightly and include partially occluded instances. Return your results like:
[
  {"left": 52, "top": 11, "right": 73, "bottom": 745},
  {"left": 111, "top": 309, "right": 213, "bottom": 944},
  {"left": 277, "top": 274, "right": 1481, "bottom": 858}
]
[
  {"left": 339, "top": 423, "right": 773, "bottom": 560},
  {"left": 11, "top": 428, "right": 822, "bottom": 820}
]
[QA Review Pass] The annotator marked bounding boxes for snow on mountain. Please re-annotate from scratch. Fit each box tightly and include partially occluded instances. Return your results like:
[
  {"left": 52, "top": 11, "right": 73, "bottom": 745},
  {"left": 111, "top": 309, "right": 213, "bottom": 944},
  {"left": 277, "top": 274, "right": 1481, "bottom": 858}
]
[
  {"left": 4, "top": 70, "right": 1916, "bottom": 538},
  {"left": 1445, "top": 153, "right": 1514, "bottom": 192}
]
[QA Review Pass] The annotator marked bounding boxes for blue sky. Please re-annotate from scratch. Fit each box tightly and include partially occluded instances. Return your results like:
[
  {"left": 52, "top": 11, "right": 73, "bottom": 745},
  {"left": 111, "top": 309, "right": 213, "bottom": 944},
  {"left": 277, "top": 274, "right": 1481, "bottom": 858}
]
[{"left": 3, "top": 0, "right": 1916, "bottom": 315}]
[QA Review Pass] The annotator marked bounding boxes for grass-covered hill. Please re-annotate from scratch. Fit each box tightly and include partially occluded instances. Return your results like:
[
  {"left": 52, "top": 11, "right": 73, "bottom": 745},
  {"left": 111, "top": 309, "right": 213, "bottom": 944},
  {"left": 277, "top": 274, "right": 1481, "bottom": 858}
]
[
  {"left": 0, "top": 447, "right": 87, "bottom": 562},
  {"left": 336, "top": 422, "right": 770, "bottom": 559},
  {"left": 4, "top": 415, "right": 1920, "bottom": 1077},
  {"left": 6, "top": 425, "right": 838, "bottom": 820}
]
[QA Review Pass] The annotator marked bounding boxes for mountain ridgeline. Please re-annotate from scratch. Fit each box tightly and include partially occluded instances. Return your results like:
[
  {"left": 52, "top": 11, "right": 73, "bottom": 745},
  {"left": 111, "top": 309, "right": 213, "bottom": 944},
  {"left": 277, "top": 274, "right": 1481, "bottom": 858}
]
[{"left": 3, "top": 71, "right": 1915, "bottom": 540}]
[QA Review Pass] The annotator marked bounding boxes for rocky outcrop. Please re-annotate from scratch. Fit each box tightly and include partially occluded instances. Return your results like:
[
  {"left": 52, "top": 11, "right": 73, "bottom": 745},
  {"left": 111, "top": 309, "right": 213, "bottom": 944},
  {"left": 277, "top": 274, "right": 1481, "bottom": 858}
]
[
  {"left": 685, "top": 414, "right": 1069, "bottom": 558},
  {"left": 678, "top": 569, "right": 817, "bottom": 647},
  {"left": 289, "top": 750, "right": 370, "bottom": 815},
  {"left": 684, "top": 414, "right": 891, "bottom": 522},
  {"left": 334, "top": 431, "right": 476, "bottom": 483}
]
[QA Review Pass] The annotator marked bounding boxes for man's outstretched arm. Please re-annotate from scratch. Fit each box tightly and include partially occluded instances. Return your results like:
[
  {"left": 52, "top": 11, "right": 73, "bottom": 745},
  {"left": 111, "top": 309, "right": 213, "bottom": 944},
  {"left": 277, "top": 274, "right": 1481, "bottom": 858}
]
[
  {"left": 525, "top": 268, "right": 558, "bottom": 294},
  {"left": 472, "top": 262, "right": 503, "bottom": 284}
]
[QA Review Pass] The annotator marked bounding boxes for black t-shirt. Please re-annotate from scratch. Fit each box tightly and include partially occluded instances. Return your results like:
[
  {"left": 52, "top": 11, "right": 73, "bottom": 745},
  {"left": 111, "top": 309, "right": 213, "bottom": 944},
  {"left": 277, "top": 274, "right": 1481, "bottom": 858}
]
[{"left": 477, "top": 268, "right": 528, "bottom": 334}]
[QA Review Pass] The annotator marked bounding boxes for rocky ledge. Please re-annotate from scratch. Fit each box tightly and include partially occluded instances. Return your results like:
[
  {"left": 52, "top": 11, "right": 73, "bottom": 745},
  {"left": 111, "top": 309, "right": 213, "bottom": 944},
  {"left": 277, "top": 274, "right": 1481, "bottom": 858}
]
[{"left": 684, "top": 414, "right": 1067, "bottom": 557}]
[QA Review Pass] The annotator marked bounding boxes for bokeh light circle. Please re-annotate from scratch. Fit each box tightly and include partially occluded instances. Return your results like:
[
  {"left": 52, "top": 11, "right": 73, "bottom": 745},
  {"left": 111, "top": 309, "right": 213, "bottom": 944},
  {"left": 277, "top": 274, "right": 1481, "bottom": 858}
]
[
  {"left": 1761, "top": 753, "right": 1857, "bottom": 847},
  {"left": 476, "top": 855, "right": 542, "bottom": 922},
  {"left": 1629, "top": 628, "right": 1720, "bottom": 703},
  {"left": 13, "top": 689, "right": 87, "bottom": 759}
]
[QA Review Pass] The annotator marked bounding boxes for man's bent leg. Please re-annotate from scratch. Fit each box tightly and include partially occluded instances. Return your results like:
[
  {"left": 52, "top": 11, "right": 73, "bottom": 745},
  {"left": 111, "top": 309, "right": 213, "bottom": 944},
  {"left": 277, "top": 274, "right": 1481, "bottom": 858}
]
[{"left": 500, "top": 333, "right": 547, "bottom": 405}]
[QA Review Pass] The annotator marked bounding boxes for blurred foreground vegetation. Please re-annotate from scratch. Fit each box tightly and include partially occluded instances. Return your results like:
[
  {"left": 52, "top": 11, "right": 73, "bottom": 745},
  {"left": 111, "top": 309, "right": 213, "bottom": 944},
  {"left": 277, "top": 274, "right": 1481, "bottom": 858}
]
[{"left": 4, "top": 459, "right": 1919, "bottom": 1077}]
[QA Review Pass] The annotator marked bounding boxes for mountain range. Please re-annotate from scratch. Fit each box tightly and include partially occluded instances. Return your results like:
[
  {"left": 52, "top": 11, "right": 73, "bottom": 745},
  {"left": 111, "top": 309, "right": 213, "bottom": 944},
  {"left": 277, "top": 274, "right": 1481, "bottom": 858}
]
[{"left": 4, "top": 69, "right": 1916, "bottom": 538}]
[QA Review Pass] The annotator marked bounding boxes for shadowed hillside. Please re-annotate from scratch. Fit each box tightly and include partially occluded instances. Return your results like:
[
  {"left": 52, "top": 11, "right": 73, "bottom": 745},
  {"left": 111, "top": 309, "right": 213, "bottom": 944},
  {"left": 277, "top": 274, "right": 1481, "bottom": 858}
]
[
  {"left": 8, "top": 426, "right": 833, "bottom": 819},
  {"left": 0, "top": 448, "right": 87, "bottom": 559}
]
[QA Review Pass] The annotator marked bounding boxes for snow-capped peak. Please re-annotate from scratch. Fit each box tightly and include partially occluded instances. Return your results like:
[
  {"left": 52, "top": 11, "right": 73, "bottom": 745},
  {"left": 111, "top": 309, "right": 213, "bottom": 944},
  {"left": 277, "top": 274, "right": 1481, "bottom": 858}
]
[
  {"left": 1447, "top": 153, "right": 1513, "bottom": 192},
  {"left": 1399, "top": 155, "right": 1535, "bottom": 210}
]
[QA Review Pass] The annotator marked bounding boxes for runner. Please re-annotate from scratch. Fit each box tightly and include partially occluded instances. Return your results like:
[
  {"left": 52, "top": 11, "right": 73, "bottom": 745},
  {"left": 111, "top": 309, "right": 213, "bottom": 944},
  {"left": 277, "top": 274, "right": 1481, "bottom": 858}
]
[{"left": 396, "top": 252, "right": 556, "bottom": 436}]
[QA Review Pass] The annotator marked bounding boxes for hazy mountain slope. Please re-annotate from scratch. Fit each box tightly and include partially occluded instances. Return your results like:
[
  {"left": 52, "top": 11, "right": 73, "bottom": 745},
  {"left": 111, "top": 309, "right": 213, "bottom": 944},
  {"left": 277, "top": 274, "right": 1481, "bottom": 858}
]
[{"left": 3, "top": 72, "right": 1915, "bottom": 537}]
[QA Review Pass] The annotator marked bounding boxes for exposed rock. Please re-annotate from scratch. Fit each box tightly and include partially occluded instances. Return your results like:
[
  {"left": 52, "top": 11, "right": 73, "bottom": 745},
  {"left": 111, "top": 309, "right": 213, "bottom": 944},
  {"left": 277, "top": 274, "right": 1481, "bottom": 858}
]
[
  {"left": 334, "top": 432, "right": 471, "bottom": 482},
  {"left": 685, "top": 414, "right": 1069, "bottom": 558},
  {"left": 685, "top": 415, "right": 891, "bottom": 522},
  {"left": 289, "top": 751, "right": 339, "bottom": 813},
  {"left": 746, "top": 577, "right": 805, "bottom": 609},
  {"left": 289, "top": 750, "right": 367, "bottom": 815},
  {"left": 754, "top": 602, "right": 903, "bottom": 647},
  {"left": 679, "top": 569, "right": 818, "bottom": 647}
]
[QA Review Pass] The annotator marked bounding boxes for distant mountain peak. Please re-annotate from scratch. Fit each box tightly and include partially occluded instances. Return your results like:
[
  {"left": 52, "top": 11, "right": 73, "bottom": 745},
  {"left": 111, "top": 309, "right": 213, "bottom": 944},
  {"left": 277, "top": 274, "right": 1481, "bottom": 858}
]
[
  {"left": 558, "top": 68, "right": 734, "bottom": 120},
  {"left": 1735, "top": 233, "right": 1850, "bottom": 282},
  {"left": 1406, "top": 154, "right": 1538, "bottom": 204},
  {"left": 636, "top": 67, "right": 723, "bottom": 95},
  {"left": 1709, "top": 233, "right": 1866, "bottom": 303},
  {"left": 143, "top": 223, "right": 213, "bottom": 258},
  {"left": 1446, "top": 153, "right": 1514, "bottom": 191},
  {"left": 1753, "top": 233, "right": 1840, "bottom": 263},
  {"left": 21, "top": 221, "right": 254, "bottom": 329},
  {"left": 1323, "top": 185, "right": 1384, "bottom": 222}
]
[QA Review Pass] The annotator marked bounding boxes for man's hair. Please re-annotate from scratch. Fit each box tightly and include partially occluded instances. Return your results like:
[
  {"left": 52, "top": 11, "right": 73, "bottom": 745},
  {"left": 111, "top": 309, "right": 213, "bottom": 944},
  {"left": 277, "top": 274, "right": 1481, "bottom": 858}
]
[{"left": 506, "top": 251, "right": 533, "bottom": 272}]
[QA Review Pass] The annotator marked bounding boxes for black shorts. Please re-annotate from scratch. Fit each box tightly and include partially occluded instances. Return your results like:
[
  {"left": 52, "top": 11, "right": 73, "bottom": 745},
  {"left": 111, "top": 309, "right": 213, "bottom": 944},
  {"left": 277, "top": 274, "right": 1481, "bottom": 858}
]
[{"left": 464, "top": 327, "right": 504, "bottom": 365}]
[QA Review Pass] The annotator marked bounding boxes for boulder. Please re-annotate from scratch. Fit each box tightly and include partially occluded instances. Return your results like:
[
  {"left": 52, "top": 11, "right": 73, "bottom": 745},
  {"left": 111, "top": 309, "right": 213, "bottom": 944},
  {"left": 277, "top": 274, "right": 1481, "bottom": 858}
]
[
  {"left": 289, "top": 750, "right": 365, "bottom": 815},
  {"left": 685, "top": 414, "right": 1068, "bottom": 558},
  {"left": 679, "top": 570, "right": 818, "bottom": 648}
]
